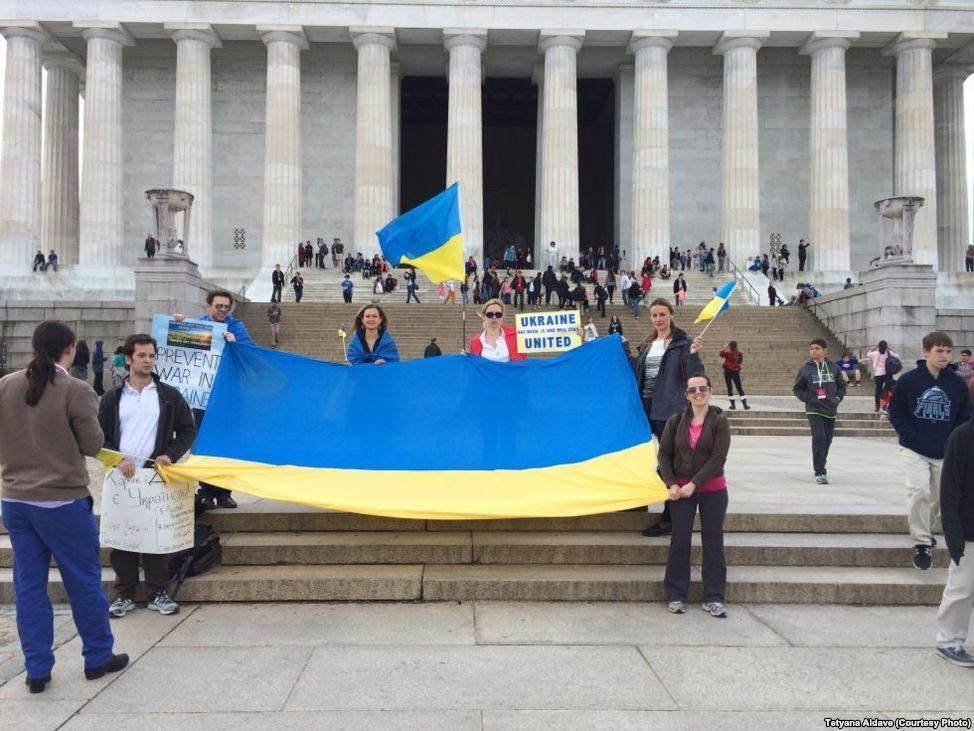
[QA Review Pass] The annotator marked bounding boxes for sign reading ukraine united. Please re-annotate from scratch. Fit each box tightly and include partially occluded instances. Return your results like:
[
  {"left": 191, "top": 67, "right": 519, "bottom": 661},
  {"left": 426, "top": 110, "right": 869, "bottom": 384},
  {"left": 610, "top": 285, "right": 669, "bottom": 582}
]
[
  {"left": 515, "top": 310, "right": 582, "bottom": 354},
  {"left": 161, "top": 336, "right": 668, "bottom": 519}
]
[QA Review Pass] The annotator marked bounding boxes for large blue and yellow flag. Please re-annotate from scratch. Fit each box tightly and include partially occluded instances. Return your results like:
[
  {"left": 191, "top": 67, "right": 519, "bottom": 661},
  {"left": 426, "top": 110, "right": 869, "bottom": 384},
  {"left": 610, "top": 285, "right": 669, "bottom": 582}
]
[
  {"left": 162, "top": 337, "right": 667, "bottom": 520},
  {"left": 694, "top": 280, "right": 737, "bottom": 324},
  {"left": 377, "top": 183, "right": 465, "bottom": 283}
]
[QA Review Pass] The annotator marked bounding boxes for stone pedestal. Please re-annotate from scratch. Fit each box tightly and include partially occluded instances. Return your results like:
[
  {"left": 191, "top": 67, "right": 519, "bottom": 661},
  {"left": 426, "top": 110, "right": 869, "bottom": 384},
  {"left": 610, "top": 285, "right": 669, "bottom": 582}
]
[
  {"left": 885, "top": 33, "right": 946, "bottom": 270},
  {"left": 812, "top": 262, "right": 937, "bottom": 364},
  {"left": 538, "top": 31, "right": 584, "bottom": 264},
  {"left": 76, "top": 22, "right": 134, "bottom": 269},
  {"left": 933, "top": 64, "right": 972, "bottom": 273},
  {"left": 41, "top": 52, "right": 83, "bottom": 268},
  {"left": 445, "top": 30, "right": 486, "bottom": 265},
  {"left": 629, "top": 31, "right": 676, "bottom": 267},
  {"left": 715, "top": 32, "right": 768, "bottom": 262},
  {"left": 133, "top": 257, "right": 210, "bottom": 334},
  {"left": 352, "top": 28, "right": 397, "bottom": 254},
  {"left": 258, "top": 26, "right": 307, "bottom": 269},
  {"left": 801, "top": 32, "right": 856, "bottom": 273},
  {"left": 0, "top": 22, "right": 49, "bottom": 268},
  {"left": 167, "top": 23, "right": 222, "bottom": 275}
]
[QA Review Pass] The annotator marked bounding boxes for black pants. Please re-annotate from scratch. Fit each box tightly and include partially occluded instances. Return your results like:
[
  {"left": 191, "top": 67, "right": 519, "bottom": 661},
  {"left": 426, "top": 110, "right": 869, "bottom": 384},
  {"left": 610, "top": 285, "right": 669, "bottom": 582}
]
[
  {"left": 110, "top": 549, "right": 169, "bottom": 599},
  {"left": 514, "top": 291, "right": 524, "bottom": 310},
  {"left": 874, "top": 374, "right": 890, "bottom": 408},
  {"left": 967, "top": 259, "right": 974, "bottom": 273},
  {"left": 723, "top": 369, "right": 745, "bottom": 398},
  {"left": 93, "top": 371, "right": 104, "bottom": 396},
  {"left": 545, "top": 288, "right": 554, "bottom": 304},
  {"left": 271, "top": 284, "right": 282, "bottom": 303},
  {"left": 406, "top": 286, "right": 420, "bottom": 304},
  {"left": 597, "top": 300, "right": 606, "bottom": 317},
  {"left": 607, "top": 285, "right": 615, "bottom": 304},
  {"left": 193, "top": 408, "right": 231, "bottom": 500},
  {"left": 807, "top": 414, "right": 835, "bottom": 476},
  {"left": 665, "top": 489, "right": 728, "bottom": 603},
  {"left": 343, "top": 291, "right": 352, "bottom": 303},
  {"left": 799, "top": 257, "right": 806, "bottom": 271},
  {"left": 294, "top": 287, "right": 303, "bottom": 303}
]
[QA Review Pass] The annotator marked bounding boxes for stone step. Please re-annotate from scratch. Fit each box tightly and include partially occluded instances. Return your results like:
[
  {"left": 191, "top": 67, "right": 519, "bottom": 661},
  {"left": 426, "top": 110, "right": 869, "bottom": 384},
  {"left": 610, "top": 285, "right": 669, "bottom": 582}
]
[
  {"left": 1, "top": 531, "right": 941, "bottom": 569},
  {"left": 730, "top": 426, "right": 892, "bottom": 437},
  {"left": 0, "top": 563, "right": 946, "bottom": 604}
]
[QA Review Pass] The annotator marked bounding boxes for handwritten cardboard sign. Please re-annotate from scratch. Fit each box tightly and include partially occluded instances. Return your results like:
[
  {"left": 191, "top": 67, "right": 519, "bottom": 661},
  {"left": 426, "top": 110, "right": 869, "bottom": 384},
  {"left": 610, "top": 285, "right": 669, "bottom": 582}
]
[
  {"left": 99, "top": 468, "right": 194, "bottom": 554},
  {"left": 151, "top": 315, "right": 227, "bottom": 410}
]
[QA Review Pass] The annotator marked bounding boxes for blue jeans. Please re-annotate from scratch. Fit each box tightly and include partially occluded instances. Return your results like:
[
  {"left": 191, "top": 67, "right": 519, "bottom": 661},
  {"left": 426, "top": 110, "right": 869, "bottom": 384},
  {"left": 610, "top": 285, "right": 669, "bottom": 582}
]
[
  {"left": 631, "top": 298, "right": 641, "bottom": 318},
  {"left": 2, "top": 498, "right": 115, "bottom": 677}
]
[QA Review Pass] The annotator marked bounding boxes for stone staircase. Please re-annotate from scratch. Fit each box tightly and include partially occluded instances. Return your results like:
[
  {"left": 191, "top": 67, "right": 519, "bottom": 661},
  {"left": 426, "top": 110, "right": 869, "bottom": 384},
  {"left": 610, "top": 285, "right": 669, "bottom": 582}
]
[
  {"left": 725, "top": 410, "right": 893, "bottom": 437},
  {"left": 234, "top": 298, "right": 848, "bottom": 397},
  {"left": 0, "top": 508, "right": 945, "bottom": 605}
]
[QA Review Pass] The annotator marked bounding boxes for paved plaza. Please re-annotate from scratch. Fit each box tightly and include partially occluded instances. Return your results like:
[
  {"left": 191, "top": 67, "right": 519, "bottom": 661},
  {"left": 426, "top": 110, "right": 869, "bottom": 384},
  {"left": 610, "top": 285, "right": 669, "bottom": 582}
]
[{"left": 2, "top": 435, "right": 973, "bottom": 728}]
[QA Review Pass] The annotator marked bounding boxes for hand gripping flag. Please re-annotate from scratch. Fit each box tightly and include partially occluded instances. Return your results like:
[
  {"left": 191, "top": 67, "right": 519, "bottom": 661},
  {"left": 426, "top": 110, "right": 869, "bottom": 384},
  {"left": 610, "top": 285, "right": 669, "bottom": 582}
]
[
  {"left": 161, "top": 337, "right": 668, "bottom": 520},
  {"left": 377, "top": 183, "right": 465, "bottom": 283},
  {"left": 694, "top": 280, "right": 737, "bottom": 324}
]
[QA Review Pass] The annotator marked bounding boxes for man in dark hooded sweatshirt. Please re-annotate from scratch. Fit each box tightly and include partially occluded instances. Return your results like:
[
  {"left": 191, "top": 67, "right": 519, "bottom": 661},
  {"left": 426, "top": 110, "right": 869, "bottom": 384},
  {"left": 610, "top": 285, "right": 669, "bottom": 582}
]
[
  {"left": 889, "top": 332, "right": 971, "bottom": 570},
  {"left": 792, "top": 338, "right": 846, "bottom": 484},
  {"left": 91, "top": 340, "right": 107, "bottom": 396}
]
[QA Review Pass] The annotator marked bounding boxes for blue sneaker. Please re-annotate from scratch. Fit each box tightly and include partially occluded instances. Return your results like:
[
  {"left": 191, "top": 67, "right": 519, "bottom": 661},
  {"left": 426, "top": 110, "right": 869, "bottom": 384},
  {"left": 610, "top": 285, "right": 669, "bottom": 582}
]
[{"left": 937, "top": 646, "right": 974, "bottom": 668}]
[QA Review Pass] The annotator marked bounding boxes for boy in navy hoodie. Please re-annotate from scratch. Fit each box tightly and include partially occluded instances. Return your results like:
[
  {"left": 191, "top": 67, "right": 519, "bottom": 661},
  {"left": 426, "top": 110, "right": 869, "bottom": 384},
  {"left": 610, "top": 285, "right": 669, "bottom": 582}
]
[
  {"left": 936, "top": 379, "right": 974, "bottom": 667},
  {"left": 889, "top": 332, "right": 972, "bottom": 570}
]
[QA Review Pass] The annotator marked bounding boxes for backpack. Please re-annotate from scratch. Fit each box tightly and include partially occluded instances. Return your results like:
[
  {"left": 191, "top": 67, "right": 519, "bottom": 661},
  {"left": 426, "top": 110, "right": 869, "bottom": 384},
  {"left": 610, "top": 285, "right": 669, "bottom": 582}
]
[
  {"left": 167, "top": 523, "right": 222, "bottom": 600},
  {"left": 885, "top": 354, "right": 903, "bottom": 376}
]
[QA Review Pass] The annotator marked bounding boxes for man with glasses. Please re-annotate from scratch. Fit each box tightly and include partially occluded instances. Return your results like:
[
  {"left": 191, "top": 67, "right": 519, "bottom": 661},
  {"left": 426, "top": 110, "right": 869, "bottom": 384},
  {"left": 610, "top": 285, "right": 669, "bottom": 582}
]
[{"left": 174, "top": 291, "right": 252, "bottom": 509}]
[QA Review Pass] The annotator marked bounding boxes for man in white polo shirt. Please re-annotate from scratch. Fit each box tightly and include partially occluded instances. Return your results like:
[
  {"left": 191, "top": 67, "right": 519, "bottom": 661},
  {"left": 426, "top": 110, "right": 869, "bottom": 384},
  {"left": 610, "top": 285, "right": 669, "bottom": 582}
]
[{"left": 98, "top": 334, "right": 197, "bottom": 618}]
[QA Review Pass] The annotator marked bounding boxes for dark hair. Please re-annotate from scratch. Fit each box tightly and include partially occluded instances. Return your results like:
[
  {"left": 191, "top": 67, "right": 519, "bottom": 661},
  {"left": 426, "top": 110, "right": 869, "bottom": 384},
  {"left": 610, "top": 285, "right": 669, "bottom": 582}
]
[
  {"left": 123, "top": 334, "right": 158, "bottom": 358},
  {"left": 206, "top": 290, "right": 234, "bottom": 306},
  {"left": 647, "top": 297, "right": 673, "bottom": 314},
  {"left": 25, "top": 321, "right": 75, "bottom": 407},
  {"left": 877, "top": 340, "right": 888, "bottom": 354},
  {"left": 962, "top": 349, "right": 972, "bottom": 356},
  {"left": 727, "top": 340, "right": 738, "bottom": 351},
  {"left": 354, "top": 304, "right": 388, "bottom": 332},
  {"left": 810, "top": 338, "right": 828, "bottom": 349},
  {"left": 685, "top": 373, "right": 712, "bottom": 389},
  {"left": 922, "top": 331, "right": 953, "bottom": 351}
]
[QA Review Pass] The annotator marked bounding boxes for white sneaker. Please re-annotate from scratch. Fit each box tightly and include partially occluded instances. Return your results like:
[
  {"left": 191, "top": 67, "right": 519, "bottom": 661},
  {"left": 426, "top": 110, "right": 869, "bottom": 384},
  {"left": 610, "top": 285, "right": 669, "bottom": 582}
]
[
  {"left": 108, "top": 597, "right": 136, "bottom": 618},
  {"left": 702, "top": 601, "right": 728, "bottom": 618},
  {"left": 667, "top": 601, "right": 687, "bottom": 614},
  {"left": 146, "top": 591, "right": 180, "bottom": 616}
]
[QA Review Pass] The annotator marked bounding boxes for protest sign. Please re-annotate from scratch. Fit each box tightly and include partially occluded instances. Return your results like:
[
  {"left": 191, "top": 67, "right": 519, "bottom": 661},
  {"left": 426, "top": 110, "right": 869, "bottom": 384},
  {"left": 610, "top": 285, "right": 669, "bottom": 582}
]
[
  {"left": 99, "top": 468, "right": 195, "bottom": 554},
  {"left": 515, "top": 310, "right": 582, "bottom": 354},
  {"left": 151, "top": 314, "right": 227, "bottom": 410}
]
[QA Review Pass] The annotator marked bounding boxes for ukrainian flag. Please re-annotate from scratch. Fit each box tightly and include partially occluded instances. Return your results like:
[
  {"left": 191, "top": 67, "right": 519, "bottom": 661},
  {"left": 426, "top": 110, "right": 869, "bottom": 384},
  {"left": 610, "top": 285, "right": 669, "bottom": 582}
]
[
  {"left": 161, "top": 336, "right": 668, "bottom": 520},
  {"left": 694, "top": 280, "right": 737, "bottom": 324},
  {"left": 377, "top": 183, "right": 465, "bottom": 283}
]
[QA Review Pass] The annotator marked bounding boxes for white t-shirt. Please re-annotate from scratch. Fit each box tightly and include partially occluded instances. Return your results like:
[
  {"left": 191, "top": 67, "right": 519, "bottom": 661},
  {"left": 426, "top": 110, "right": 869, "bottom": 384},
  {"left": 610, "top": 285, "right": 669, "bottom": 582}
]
[
  {"left": 479, "top": 331, "right": 510, "bottom": 362},
  {"left": 120, "top": 380, "right": 161, "bottom": 466}
]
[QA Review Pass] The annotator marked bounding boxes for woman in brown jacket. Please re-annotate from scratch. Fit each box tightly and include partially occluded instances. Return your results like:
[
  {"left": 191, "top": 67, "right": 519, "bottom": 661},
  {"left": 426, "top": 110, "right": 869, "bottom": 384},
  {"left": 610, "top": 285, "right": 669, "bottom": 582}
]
[{"left": 657, "top": 373, "right": 731, "bottom": 618}]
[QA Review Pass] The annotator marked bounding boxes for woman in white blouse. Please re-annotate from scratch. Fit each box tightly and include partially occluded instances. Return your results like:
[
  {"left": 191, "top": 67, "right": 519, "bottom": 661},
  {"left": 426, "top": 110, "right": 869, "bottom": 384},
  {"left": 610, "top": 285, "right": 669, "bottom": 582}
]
[{"left": 467, "top": 299, "right": 526, "bottom": 362}]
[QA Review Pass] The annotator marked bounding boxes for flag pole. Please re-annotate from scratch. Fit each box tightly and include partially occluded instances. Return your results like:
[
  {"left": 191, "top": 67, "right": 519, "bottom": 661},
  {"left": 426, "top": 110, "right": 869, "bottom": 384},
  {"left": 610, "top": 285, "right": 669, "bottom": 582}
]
[{"left": 696, "top": 315, "right": 719, "bottom": 340}]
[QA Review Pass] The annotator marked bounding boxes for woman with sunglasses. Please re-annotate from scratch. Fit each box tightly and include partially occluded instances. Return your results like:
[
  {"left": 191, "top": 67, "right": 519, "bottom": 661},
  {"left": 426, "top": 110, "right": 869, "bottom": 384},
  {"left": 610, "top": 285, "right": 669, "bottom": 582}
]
[
  {"left": 658, "top": 373, "right": 731, "bottom": 618},
  {"left": 633, "top": 297, "right": 704, "bottom": 538},
  {"left": 467, "top": 298, "right": 526, "bottom": 362},
  {"left": 346, "top": 304, "right": 400, "bottom": 365}
]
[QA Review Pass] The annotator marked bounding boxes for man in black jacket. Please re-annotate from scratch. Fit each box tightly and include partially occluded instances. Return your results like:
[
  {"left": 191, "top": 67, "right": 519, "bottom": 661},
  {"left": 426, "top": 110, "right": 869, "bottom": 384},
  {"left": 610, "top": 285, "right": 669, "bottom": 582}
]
[
  {"left": 98, "top": 334, "right": 197, "bottom": 619},
  {"left": 936, "top": 380, "right": 974, "bottom": 667},
  {"left": 271, "top": 264, "right": 285, "bottom": 303},
  {"left": 542, "top": 266, "right": 558, "bottom": 305},
  {"left": 793, "top": 339, "right": 846, "bottom": 484}
]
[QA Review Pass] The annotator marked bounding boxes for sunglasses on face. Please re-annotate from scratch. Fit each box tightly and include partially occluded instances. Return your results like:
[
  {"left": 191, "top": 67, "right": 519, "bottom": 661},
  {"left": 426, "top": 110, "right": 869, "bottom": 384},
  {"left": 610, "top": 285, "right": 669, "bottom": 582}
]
[
  {"left": 686, "top": 386, "right": 710, "bottom": 394},
  {"left": 484, "top": 311, "right": 504, "bottom": 319}
]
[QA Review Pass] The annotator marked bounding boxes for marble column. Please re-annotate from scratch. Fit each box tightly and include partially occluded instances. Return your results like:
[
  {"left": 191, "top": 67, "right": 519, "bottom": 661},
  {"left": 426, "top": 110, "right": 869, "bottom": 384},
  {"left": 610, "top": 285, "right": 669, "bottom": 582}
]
[
  {"left": 444, "top": 29, "right": 486, "bottom": 265},
  {"left": 533, "top": 64, "right": 544, "bottom": 255},
  {"left": 41, "top": 51, "right": 84, "bottom": 267},
  {"left": 0, "top": 23, "right": 49, "bottom": 268},
  {"left": 166, "top": 23, "right": 222, "bottom": 272},
  {"left": 933, "top": 64, "right": 972, "bottom": 272},
  {"left": 613, "top": 64, "right": 634, "bottom": 257},
  {"left": 75, "top": 22, "right": 134, "bottom": 268},
  {"left": 538, "top": 31, "right": 584, "bottom": 264},
  {"left": 714, "top": 32, "right": 768, "bottom": 262},
  {"left": 257, "top": 26, "right": 307, "bottom": 269},
  {"left": 629, "top": 31, "right": 676, "bottom": 267},
  {"left": 885, "top": 33, "right": 946, "bottom": 269},
  {"left": 352, "top": 27, "right": 397, "bottom": 253},
  {"left": 800, "top": 32, "right": 857, "bottom": 272}
]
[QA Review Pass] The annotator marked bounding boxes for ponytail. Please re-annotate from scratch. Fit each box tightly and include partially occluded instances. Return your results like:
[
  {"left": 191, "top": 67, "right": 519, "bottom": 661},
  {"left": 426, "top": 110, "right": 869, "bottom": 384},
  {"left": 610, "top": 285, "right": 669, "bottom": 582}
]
[{"left": 25, "top": 321, "right": 75, "bottom": 407}]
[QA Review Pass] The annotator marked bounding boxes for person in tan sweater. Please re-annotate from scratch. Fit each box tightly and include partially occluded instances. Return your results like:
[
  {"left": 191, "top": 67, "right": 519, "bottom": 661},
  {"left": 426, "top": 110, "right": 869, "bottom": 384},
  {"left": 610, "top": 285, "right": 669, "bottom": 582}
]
[{"left": 0, "top": 321, "right": 127, "bottom": 693}]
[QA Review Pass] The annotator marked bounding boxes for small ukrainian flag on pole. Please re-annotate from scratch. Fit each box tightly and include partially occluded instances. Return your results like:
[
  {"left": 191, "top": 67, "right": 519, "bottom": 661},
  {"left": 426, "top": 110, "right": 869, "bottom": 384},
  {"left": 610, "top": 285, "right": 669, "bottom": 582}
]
[
  {"left": 694, "top": 280, "right": 737, "bottom": 325},
  {"left": 377, "top": 183, "right": 465, "bottom": 283}
]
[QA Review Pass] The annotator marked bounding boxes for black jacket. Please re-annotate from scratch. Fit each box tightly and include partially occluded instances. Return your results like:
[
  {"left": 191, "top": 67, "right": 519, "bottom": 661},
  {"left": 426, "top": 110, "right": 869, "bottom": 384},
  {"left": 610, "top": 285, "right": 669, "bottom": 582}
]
[
  {"left": 272, "top": 269, "right": 285, "bottom": 286},
  {"left": 792, "top": 358, "right": 846, "bottom": 418},
  {"left": 941, "top": 419, "right": 974, "bottom": 564},
  {"left": 542, "top": 269, "right": 558, "bottom": 291},
  {"left": 98, "top": 375, "right": 197, "bottom": 466},
  {"left": 626, "top": 327, "right": 704, "bottom": 422}
]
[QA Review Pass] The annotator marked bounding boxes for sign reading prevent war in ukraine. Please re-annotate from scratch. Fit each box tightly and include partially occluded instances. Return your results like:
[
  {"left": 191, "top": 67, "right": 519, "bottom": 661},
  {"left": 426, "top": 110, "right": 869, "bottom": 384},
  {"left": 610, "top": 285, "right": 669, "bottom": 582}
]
[
  {"left": 151, "top": 314, "right": 227, "bottom": 410},
  {"left": 515, "top": 310, "right": 582, "bottom": 354}
]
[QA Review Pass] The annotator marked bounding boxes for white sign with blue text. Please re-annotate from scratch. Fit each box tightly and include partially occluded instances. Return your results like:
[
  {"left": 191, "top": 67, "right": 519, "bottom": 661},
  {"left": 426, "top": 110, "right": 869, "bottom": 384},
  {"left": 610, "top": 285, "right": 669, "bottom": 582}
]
[{"left": 151, "top": 314, "right": 227, "bottom": 410}]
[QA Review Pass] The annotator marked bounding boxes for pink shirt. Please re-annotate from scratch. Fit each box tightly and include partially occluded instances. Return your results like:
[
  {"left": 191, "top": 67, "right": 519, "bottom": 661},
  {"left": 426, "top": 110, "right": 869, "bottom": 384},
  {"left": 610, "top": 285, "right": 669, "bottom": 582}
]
[{"left": 678, "top": 420, "right": 727, "bottom": 493}]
